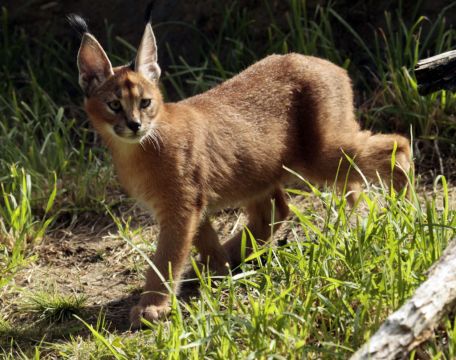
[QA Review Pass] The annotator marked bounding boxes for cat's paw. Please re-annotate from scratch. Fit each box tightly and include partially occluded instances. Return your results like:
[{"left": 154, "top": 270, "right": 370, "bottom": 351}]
[{"left": 130, "top": 303, "right": 170, "bottom": 329}]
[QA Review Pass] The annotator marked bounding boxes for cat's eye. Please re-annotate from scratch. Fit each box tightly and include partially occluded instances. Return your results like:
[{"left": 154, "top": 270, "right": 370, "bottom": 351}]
[
  {"left": 108, "top": 100, "right": 122, "bottom": 112},
  {"left": 140, "top": 99, "right": 151, "bottom": 109}
]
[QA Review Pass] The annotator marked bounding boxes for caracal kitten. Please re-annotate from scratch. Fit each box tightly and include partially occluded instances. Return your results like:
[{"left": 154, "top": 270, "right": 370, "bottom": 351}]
[{"left": 73, "top": 16, "right": 411, "bottom": 327}]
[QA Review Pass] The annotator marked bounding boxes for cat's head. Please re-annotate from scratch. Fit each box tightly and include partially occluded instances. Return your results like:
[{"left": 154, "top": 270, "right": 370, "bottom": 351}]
[{"left": 76, "top": 20, "right": 163, "bottom": 144}]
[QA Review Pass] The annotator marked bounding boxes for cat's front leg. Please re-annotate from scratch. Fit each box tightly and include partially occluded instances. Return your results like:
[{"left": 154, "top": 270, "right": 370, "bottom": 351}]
[{"left": 130, "top": 209, "right": 201, "bottom": 328}]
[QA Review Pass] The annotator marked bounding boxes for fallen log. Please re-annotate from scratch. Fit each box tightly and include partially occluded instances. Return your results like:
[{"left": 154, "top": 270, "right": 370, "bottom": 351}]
[
  {"left": 351, "top": 240, "right": 456, "bottom": 360},
  {"left": 415, "top": 49, "right": 456, "bottom": 95}
]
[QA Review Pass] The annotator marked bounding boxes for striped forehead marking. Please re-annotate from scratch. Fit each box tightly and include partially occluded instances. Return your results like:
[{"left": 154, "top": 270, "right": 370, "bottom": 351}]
[{"left": 120, "top": 76, "right": 142, "bottom": 100}]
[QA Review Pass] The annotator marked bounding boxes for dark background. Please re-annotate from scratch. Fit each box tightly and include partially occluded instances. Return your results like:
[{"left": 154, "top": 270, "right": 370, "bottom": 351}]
[{"left": 4, "top": 0, "right": 455, "bottom": 72}]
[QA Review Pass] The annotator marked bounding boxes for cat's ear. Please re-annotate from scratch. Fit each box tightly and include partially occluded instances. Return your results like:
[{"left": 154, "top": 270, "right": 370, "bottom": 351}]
[
  {"left": 77, "top": 33, "right": 113, "bottom": 95},
  {"left": 135, "top": 24, "right": 161, "bottom": 81}
]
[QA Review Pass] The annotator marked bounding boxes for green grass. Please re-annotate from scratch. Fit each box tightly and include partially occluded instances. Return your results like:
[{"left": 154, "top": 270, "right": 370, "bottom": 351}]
[
  {"left": 1, "top": 1, "right": 456, "bottom": 359},
  {"left": 21, "top": 291, "right": 87, "bottom": 323},
  {"left": 42, "top": 184, "right": 456, "bottom": 359},
  {"left": 0, "top": 165, "right": 56, "bottom": 293}
]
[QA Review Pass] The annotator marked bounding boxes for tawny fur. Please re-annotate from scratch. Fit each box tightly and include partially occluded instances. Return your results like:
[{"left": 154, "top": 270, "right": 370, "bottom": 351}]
[{"left": 77, "top": 25, "right": 411, "bottom": 328}]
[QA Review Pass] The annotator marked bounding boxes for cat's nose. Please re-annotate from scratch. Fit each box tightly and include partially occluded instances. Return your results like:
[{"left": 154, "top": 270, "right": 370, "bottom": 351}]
[{"left": 127, "top": 120, "right": 141, "bottom": 133}]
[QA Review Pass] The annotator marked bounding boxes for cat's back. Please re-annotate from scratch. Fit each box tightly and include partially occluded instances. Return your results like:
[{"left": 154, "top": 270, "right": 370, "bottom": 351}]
[
  {"left": 184, "top": 53, "right": 349, "bottom": 101},
  {"left": 181, "top": 53, "right": 354, "bottom": 127}
]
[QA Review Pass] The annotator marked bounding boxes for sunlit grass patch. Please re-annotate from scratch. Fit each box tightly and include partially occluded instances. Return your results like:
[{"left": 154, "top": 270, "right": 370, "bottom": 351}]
[
  {"left": 1, "top": 182, "right": 454, "bottom": 358},
  {"left": 48, "top": 181, "right": 452, "bottom": 359},
  {"left": 0, "top": 166, "right": 56, "bottom": 292},
  {"left": 21, "top": 291, "right": 87, "bottom": 323}
]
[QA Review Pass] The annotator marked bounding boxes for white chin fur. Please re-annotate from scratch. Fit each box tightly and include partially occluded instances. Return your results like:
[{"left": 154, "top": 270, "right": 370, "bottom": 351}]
[{"left": 117, "top": 134, "right": 142, "bottom": 144}]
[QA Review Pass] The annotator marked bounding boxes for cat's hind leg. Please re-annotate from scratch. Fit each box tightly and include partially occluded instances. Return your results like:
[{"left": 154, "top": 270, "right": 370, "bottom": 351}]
[{"left": 223, "top": 187, "right": 289, "bottom": 268}]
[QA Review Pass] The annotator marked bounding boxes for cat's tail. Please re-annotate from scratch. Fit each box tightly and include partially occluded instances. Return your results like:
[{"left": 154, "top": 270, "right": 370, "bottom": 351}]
[{"left": 355, "top": 132, "right": 412, "bottom": 192}]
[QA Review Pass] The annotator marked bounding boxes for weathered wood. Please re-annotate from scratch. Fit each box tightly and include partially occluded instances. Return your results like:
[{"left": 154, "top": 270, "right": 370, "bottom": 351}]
[
  {"left": 351, "top": 240, "right": 456, "bottom": 360},
  {"left": 415, "top": 50, "right": 456, "bottom": 95}
]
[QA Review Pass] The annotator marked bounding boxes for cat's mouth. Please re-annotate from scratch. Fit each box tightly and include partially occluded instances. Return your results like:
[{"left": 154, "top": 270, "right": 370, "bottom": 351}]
[{"left": 113, "top": 125, "right": 147, "bottom": 143}]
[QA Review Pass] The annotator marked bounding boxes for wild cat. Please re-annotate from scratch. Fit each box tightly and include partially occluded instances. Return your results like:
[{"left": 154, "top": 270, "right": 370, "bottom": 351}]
[{"left": 71, "top": 15, "right": 411, "bottom": 328}]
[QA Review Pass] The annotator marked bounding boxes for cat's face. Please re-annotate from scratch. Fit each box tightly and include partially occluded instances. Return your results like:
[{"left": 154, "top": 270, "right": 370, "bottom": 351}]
[
  {"left": 77, "top": 24, "right": 162, "bottom": 144},
  {"left": 84, "top": 67, "right": 163, "bottom": 144}
]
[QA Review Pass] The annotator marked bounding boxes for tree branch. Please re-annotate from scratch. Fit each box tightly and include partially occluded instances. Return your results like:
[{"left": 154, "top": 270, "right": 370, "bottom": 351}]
[
  {"left": 415, "top": 49, "right": 456, "bottom": 95},
  {"left": 351, "top": 240, "right": 456, "bottom": 360}
]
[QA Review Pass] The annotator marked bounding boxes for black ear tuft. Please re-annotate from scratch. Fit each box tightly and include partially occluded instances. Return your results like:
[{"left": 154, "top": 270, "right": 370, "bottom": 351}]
[
  {"left": 67, "top": 14, "right": 90, "bottom": 37},
  {"left": 144, "top": 2, "right": 153, "bottom": 23}
]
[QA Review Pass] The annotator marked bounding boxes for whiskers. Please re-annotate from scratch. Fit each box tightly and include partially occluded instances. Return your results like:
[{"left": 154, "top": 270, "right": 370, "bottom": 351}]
[{"left": 140, "top": 126, "right": 163, "bottom": 152}]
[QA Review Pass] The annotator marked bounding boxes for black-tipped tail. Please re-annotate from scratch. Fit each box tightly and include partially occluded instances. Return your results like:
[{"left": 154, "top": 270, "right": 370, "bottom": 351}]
[{"left": 67, "top": 14, "right": 90, "bottom": 37}]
